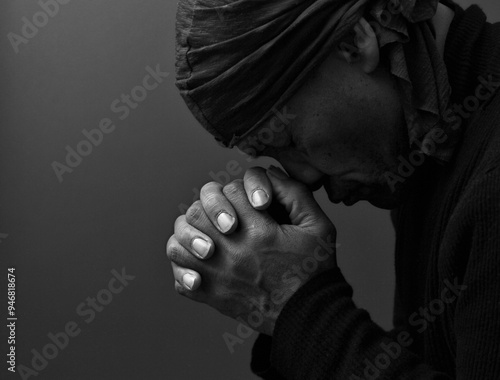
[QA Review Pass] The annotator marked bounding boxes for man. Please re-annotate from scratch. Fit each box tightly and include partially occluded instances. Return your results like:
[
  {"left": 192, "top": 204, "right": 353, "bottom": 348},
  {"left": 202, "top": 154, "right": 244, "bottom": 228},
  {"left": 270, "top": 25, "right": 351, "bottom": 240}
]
[{"left": 169, "top": 0, "right": 500, "bottom": 378}]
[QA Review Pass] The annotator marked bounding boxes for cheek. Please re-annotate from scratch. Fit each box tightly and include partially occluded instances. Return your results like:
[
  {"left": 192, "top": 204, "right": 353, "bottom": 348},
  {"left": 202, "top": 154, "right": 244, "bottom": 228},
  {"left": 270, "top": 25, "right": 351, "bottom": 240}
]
[
  {"left": 288, "top": 64, "right": 405, "bottom": 176},
  {"left": 302, "top": 116, "right": 378, "bottom": 172}
]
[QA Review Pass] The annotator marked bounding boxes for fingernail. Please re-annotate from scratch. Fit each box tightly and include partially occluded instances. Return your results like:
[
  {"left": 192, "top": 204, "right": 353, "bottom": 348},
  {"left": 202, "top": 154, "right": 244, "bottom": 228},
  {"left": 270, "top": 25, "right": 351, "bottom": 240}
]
[
  {"left": 182, "top": 273, "right": 196, "bottom": 290},
  {"left": 267, "top": 165, "right": 288, "bottom": 180},
  {"left": 217, "top": 212, "right": 235, "bottom": 233},
  {"left": 192, "top": 238, "right": 210, "bottom": 259},
  {"left": 252, "top": 189, "right": 269, "bottom": 208}
]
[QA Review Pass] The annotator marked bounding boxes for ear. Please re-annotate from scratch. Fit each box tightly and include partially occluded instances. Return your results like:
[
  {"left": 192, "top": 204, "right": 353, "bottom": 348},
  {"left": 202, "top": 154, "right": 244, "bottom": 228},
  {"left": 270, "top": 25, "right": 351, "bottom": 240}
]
[{"left": 336, "top": 18, "right": 380, "bottom": 74}]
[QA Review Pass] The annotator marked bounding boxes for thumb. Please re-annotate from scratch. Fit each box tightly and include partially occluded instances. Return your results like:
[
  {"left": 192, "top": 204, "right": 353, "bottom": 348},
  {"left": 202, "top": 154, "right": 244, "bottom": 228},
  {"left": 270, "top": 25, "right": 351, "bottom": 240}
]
[{"left": 266, "top": 165, "right": 330, "bottom": 230}]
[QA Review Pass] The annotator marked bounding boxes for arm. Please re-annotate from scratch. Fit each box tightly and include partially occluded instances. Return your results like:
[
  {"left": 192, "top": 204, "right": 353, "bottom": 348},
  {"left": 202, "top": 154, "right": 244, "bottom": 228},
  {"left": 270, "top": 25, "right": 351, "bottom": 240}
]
[
  {"left": 166, "top": 166, "right": 338, "bottom": 337},
  {"left": 166, "top": 166, "right": 500, "bottom": 379},
  {"left": 251, "top": 166, "right": 500, "bottom": 379},
  {"left": 250, "top": 268, "right": 450, "bottom": 379}
]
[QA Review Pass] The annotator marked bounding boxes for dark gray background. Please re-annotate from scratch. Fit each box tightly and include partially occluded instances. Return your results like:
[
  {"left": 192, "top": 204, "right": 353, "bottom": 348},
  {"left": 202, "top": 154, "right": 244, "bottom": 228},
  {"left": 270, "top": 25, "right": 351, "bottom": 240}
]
[{"left": 1, "top": 1, "right": 498, "bottom": 379}]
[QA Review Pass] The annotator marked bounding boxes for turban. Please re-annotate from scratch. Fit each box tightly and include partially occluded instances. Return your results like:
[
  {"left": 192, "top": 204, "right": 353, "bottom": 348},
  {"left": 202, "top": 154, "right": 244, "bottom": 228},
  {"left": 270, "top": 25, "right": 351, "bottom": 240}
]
[{"left": 175, "top": 0, "right": 461, "bottom": 163}]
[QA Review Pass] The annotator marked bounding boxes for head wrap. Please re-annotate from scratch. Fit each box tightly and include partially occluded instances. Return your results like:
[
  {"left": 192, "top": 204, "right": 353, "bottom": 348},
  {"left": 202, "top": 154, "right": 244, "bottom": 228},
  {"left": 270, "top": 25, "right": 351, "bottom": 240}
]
[{"left": 175, "top": 0, "right": 460, "bottom": 163}]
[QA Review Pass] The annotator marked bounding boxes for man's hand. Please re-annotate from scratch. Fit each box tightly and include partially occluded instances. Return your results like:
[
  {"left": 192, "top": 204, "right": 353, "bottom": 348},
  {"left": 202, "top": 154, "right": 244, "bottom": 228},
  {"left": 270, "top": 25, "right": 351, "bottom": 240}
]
[{"left": 166, "top": 166, "right": 337, "bottom": 336}]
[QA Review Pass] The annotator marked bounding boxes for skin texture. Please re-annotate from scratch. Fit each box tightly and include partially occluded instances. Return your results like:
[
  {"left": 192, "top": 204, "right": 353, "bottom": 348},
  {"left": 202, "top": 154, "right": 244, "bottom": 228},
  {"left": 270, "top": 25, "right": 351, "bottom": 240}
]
[
  {"left": 243, "top": 57, "right": 409, "bottom": 209},
  {"left": 235, "top": 5, "right": 454, "bottom": 209},
  {"left": 166, "top": 10, "right": 453, "bottom": 335},
  {"left": 168, "top": 167, "right": 337, "bottom": 335},
  {"left": 237, "top": 30, "right": 409, "bottom": 209}
]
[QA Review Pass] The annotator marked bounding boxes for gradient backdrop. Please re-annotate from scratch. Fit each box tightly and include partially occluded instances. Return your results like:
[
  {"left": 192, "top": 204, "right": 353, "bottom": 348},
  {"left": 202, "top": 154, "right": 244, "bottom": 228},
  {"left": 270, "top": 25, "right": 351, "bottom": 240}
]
[{"left": 1, "top": 0, "right": 499, "bottom": 379}]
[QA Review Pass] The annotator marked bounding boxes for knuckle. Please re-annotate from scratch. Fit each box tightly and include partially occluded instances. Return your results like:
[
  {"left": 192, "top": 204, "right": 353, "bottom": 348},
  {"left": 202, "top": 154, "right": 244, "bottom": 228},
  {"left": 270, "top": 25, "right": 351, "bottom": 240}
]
[
  {"left": 174, "top": 215, "right": 186, "bottom": 233},
  {"left": 223, "top": 179, "right": 244, "bottom": 198},
  {"left": 185, "top": 200, "right": 203, "bottom": 225},
  {"left": 166, "top": 235, "right": 177, "bottom": 255},
  {"left": 203, "top": 192, "right": 223, "bottom": 211},
  {"left": 247, "top": 222, "right": 272, "bottom": 243},
  {"left": 178, "top": 223, "right": 194, "bottom": 244},
  {"left": 246, "top": 166, "right": 266, "bottom": 179},
  {"left": 200, "top": 181, "right": 221, "bottom": 199},
  {"left": 166, "top": 243, "right": 183, "bottom": 263},
  {"left": 245, "top": 167, "right": 265, "bottom": 181}
]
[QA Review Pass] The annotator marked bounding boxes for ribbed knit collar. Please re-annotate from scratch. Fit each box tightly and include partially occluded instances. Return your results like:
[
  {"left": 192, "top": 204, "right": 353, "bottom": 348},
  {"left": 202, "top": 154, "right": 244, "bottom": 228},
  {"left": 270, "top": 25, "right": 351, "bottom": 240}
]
[{"left": 443, "top": 2, "right": 500, "bottom": 104}]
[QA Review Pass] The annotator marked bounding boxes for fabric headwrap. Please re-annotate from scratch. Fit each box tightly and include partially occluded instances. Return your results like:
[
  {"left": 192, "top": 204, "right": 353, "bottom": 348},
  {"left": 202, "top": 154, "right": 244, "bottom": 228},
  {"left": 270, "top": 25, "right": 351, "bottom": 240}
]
[{"left": 175, "top": 0, "right": 460, "bottom": 163}]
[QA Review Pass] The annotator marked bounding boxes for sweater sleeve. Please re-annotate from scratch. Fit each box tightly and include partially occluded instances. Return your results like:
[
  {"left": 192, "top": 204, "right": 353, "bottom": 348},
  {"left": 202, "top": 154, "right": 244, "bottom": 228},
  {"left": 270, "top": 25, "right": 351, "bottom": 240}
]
[{"left": 250, "top": 267, "right": 450, "bottom": 379}]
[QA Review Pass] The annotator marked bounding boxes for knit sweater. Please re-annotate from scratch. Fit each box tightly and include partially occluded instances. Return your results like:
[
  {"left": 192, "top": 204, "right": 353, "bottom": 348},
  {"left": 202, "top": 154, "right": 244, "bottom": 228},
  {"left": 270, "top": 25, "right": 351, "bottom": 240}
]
[{"left": 250, "top": 3, "right": 500, "bottom": 379}]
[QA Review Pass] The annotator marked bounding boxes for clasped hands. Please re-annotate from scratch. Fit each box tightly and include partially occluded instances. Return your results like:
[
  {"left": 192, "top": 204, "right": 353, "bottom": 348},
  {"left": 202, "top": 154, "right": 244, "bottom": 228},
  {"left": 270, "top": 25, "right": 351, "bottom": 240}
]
[{"left": 166, "top": 166, "right": 338, "bottom": 336}]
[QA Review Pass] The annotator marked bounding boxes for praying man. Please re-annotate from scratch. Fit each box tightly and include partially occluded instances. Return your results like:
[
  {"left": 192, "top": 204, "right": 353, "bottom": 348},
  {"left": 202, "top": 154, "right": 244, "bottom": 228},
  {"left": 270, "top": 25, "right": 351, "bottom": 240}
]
[{"left": 167, "top": 0, "right": 500, "bottom": 378}]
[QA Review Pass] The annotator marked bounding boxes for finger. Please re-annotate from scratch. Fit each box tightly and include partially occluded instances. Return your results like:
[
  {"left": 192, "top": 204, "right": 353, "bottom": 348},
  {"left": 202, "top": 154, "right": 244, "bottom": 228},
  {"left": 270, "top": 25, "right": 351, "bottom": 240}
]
[
  {"left": 166, "top": 234, "right": 205, "bottom": 272},
  {"left": 243, "top": 167, "right": 272, "bottom": 210},
  {"left": 266, "top": 165, "right": 330, "bottom": 229},
  {"left": 222, "top": 179, "right": 275, "bottom": 231},
  {"left": 173, "top": 215, "right": 215, "bottom": 260},
  {"left": 199, "top": 182, "right": 238, "bottom": 234},
  {"left": 171, "top": 262, "right": 202, "bottom": 291}
]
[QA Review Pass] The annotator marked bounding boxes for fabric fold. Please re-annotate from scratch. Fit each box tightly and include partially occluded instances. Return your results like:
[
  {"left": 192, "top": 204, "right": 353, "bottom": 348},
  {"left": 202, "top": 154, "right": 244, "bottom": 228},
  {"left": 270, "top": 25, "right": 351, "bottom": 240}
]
[{"left": 175, "top": 0, "right": 460, "bottom": 162}]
